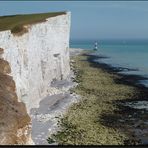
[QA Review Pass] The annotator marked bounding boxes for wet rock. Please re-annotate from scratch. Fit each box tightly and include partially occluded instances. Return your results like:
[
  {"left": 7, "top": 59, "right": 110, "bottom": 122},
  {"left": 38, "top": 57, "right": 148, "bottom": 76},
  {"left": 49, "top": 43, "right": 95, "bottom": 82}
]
[{"left": 124, "top": 138, "right": 142, "bottom": 145}]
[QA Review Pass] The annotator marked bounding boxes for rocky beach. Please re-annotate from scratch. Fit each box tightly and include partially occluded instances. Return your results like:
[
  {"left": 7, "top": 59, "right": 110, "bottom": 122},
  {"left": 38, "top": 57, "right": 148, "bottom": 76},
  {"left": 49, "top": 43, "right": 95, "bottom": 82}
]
[{"left": 48, "top": 48, "right": 148, "bottom": 145}]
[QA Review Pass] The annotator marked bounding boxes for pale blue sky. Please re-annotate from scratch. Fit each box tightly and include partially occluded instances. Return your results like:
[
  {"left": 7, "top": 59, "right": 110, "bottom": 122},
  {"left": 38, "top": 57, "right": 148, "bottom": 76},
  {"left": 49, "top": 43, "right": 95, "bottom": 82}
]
[{"left": 0, "top": 1, "right": 148, "bottom": 40}]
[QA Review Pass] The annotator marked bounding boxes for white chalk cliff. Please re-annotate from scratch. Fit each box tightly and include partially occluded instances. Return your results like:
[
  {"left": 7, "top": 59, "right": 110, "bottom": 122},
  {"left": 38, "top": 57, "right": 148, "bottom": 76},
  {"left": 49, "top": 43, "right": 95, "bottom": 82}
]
[{"left": 0, "top": 12, "right": 71, "bottom": 144}]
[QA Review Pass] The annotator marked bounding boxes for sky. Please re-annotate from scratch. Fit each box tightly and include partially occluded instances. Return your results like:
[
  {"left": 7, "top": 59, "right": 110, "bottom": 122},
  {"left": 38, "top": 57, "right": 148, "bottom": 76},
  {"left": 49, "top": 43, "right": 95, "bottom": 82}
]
[{"left": 0, "top": 1, "right": 148, "bottom": 40}]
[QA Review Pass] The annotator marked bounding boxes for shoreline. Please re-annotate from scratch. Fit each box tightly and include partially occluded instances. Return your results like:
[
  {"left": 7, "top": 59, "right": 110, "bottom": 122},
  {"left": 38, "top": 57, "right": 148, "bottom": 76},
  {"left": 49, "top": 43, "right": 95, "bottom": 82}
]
[
  {"left": 50, "top": 49, "right": 148, "bottom": 145},
  {"left": 87, "top": 53, "right": 148, "bottom": 103},
  {"left": 86, "top": 52, "right": 148, "bottom": 144},
  {"left": 88, "top": 53, "right": 148, "bottom": 91}
]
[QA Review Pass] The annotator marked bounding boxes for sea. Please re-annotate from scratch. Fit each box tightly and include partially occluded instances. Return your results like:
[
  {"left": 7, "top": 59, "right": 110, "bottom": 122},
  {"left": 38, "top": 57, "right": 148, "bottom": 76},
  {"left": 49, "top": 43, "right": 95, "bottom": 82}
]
[{"left": 70, "top": 39, "right": 148, "bottom": 87}]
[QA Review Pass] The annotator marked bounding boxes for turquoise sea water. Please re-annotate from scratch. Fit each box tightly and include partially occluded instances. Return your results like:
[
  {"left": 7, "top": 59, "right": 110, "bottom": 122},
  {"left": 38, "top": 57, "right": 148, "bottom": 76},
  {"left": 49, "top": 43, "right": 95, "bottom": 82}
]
[{"left": 70, "top": 40, "right": 148, "bottom": 87}]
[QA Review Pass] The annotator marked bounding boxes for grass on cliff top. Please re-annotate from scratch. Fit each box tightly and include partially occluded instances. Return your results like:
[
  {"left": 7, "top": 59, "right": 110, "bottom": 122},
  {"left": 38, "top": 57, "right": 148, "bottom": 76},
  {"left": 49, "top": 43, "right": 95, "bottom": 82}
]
[
  {"left": 48, "top": 54, "right": 139, "bottom": 145},
  {"left": 0, "top": 11, "right": 66, "bottom": 33}
]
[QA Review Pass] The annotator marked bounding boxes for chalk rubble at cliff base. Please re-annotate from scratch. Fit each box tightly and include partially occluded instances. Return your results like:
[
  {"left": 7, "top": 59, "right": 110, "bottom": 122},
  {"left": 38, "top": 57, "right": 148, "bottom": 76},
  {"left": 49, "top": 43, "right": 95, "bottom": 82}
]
[
  {"left": 31, "top": 70, "right": 79, "bottom": 145},
  {"left": 30, "top": 48, "right": 83, "bottom": 145}
]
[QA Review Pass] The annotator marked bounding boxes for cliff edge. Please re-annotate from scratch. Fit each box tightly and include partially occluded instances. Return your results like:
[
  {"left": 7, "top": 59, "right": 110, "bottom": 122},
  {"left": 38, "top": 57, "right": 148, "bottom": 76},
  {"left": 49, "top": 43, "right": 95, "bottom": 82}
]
[{"left": 0, "top": 11, "right": 71, "bottom": 144}]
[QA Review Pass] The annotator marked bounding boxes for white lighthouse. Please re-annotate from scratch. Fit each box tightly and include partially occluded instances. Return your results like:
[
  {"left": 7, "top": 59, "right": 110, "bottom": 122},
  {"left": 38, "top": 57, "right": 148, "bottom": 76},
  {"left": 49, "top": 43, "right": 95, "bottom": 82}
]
[{"left": 94, "top": 41, "right": 98, "bottom": 51}]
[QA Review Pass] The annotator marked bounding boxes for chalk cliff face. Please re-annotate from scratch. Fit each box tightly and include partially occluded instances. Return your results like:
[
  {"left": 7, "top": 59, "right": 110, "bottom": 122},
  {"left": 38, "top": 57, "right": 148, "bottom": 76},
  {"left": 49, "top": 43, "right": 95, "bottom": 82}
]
[{"left": 0, "top": 12, "right": 71, "bottom": 144}]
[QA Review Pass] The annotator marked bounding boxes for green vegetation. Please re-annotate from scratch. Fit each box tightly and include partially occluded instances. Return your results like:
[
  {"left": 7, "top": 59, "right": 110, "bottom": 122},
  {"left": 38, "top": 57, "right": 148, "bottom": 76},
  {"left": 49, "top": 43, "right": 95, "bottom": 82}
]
[
  {"left": 0, "top": 11, "right": 66, "bottom": 33},
  {"left": 48, "top": 53, "right": 140, "bottom": 145}
]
